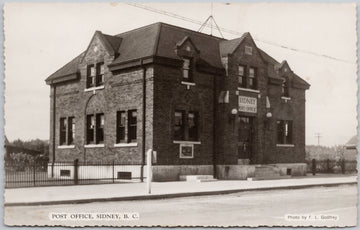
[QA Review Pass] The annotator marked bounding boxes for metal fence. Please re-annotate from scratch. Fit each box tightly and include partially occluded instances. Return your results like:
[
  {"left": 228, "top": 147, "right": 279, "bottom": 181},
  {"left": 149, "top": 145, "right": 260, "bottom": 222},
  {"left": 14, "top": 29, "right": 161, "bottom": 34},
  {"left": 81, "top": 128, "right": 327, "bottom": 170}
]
[
  {"left": 5, "top": 160, "right": 144, "bottom": 188},
  {"left": 306, "top": 159, "right": 357, "bottom": 174}
]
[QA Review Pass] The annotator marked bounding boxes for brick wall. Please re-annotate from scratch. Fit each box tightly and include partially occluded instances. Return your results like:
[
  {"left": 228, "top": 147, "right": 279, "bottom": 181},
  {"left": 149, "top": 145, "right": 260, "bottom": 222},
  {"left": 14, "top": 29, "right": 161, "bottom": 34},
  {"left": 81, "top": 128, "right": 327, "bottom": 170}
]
[
  {"left": 153, "top": 63, "right": 216, "bottom": 165},
  {"left": 50, "top": 33, "right": 154, "bottom": 164}
]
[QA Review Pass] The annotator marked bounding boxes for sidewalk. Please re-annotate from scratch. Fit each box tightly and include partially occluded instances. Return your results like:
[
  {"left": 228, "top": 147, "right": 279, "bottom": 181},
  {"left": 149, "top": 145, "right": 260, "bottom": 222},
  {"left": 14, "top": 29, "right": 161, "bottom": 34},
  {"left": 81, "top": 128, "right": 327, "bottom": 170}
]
[{"left": 4, "top": 174, "right": 357, "bottom": 206}]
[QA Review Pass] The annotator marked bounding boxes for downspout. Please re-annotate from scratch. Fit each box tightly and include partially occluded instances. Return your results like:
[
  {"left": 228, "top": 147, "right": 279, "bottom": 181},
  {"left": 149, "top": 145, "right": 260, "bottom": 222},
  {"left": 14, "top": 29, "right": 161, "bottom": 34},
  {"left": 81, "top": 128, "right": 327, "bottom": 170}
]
[
  {"left": 140, "top": 60, "right": 146, "bottom": 182},
  {"left": 212, "top": 74, "right": 217, "bottom": 178},
  {"left": 51, "top": 85, "right": 56, "bottom": 178}
]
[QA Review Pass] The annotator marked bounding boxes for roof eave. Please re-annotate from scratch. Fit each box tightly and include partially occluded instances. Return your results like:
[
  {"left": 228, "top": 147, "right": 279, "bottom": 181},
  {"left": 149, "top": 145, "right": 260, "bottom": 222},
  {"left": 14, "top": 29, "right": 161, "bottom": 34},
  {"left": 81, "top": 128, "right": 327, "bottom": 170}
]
[{"left": 45, "top": 72, "right": 79, "bottom": 85}]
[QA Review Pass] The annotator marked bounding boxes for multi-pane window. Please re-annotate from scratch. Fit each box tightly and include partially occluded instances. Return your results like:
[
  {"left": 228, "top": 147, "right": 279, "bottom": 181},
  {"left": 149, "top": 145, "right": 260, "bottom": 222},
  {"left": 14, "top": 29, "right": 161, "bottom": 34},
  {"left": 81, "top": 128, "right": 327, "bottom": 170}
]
[
  {"left": 96, "top": 63, "right": 105, "bottom": 86},
  {"left": 277, "top": 120, "right": 293, "bottom": 144},
  {"left": 116, "top": 110, "right": 138, "bottom": 143},
  {"left": 238, "top": 65, "right": 246, "bottom": 88},
  {"left": 174, "top": 110, "right": 199, "bottom": 141},
  {"left": 182, "top": 58, "right": 193, "bottom": 82},
  {"left": 60, "top": 117, "right": 75, "bottom": 146},
  {"left": 96, "top": 113, "right": 104, "bottom": 144},
  {"left": 174, "top": 111, "right": 185, "bottom": 140},
  {"left": 248, "top": 67, "right": 256, "bottom": 89},
  {"left": 86, "top": 115, "right": 95, "bottom": 144},
  {"left": 87, "top": 65, "right": 96, "bottom": 88},
  {"left": 116, "top": 111, "right": 126, "bottom": 143},
  {"left": 281, "top": 78, "right": 290, "bottom": 97},
  {"left": 86, "top": 113, "right": 104, "bottom": 144},
  {"left": 188, "top": 112, "right": 198, "bottom": 141},
  {"left": 68, "top": 117, "right": 75, "bottom": 145},
  {"left": 86, "top": 62, "right": 105, "bottom": 88},
  {"left": 60, "top": 118, "right": 67, "bottom": 145},
  {"left": 128, "top": 110, "right": 137, "bottom": 142},
  {"left": 238, "top": 66, "right": 257, "bottom": 89}
]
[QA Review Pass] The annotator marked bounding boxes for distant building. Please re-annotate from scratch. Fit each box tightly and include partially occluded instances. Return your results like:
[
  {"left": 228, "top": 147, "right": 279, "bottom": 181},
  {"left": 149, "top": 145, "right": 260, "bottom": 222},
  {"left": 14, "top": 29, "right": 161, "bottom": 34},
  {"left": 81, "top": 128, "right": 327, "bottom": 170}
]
[
  {"left": 46, "top": 22, "right": 310, "bottom": 181},
  {"left": 344, "top": 135, "right": 357, "bottom": 161}
]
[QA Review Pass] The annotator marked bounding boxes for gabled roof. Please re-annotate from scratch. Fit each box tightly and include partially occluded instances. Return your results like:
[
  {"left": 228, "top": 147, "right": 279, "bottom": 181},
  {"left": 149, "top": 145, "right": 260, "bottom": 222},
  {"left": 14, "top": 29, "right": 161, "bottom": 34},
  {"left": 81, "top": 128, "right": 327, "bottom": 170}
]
[
  {"left": 219, "top": 33, "right": 247, "bottom": 57},
  {"left": 45, "top": 52, "right": 85, "bottom": 84},
  {"left": 111, "top": 23, "right": 162, "bottom": 66},
  {"left": 175, "top": 36, "right": 200, "bottom": 53},
  {"left": 46, "top": 22, "right": 309, "bottom": 89}
]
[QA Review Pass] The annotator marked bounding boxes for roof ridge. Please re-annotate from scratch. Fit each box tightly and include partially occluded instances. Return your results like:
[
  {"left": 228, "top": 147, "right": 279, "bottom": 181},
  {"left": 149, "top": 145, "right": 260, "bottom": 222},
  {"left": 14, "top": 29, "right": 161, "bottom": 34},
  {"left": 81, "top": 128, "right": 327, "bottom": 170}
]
[
  {"left": 114, "top": 22, "right": 162, "bottom": 37},
  {"left": 160, "top": 22, "right": 226, "bottom": 41}
]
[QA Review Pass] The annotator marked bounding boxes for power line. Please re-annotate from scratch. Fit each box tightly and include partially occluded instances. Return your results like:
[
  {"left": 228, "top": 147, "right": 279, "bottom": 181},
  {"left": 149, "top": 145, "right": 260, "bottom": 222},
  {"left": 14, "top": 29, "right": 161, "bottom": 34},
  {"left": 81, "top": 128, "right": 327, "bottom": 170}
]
[
  {"left": 315, "top": 133, "right": 322, "bottom": 146},
  {"left": 124, "top": 2, "right": 355, "bottom": 65}
]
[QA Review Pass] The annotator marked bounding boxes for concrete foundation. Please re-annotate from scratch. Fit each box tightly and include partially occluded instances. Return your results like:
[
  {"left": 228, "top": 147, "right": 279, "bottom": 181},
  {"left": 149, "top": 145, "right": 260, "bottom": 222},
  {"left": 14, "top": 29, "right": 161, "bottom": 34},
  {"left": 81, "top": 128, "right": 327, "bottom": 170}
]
[{"left": 48, "top": 163, "right": 307, "bottom": 181}]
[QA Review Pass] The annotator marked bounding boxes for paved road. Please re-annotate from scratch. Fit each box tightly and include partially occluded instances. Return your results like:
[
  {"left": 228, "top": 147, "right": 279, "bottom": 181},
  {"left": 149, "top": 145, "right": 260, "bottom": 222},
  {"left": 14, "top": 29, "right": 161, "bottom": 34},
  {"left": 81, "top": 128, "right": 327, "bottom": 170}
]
[{"left": 5, "top": 184, "right": 357, "bottom": 227}]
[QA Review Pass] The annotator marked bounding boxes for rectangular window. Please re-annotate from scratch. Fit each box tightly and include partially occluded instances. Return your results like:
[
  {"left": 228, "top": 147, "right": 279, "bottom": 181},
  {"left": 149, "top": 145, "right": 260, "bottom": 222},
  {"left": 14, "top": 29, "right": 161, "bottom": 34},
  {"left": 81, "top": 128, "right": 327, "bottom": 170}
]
[
  {"left": 238, "top": 65, "right": 246, "bottom": 88},
  {"left": 282, "top": 78, "right": 290, "bottom": 97},
  {"left": 116, "top": 111, "right": 126, "bottom": 143},
  {"left": 128, "top": 110, "right": 137, "bottom": 143},
  {"left": 245, "top": 46, "right": 253, "bottom": 55},
  {"left": 59, "top": 118, "right": 67, "bottom": 145},
  {"left": 96, "top": 63, "right": 105, "bottom": 86},
  {"left": 68, "top": 117, "right": 75, "bottom": 145},
  {"left": 86, "top": 114, "right": 95, "bottom": 144},
  {"left": 248, "top": 67, "right": 256, "bottom": 89},
  {"left": 86, "top": 65, "right": 96, "bottom": 88},
  {"left": 174, "top": 111, "right": 185, "bottom": 140},
  {"left": 96, "top": 113, "right": 104, "bottom": 144},
  {"left": 188, "top": 112, "right": 198, "bottom": 141},
  {"left": 182, "top": 58, "right": 192, "bottom": 81},
  {"left": 277, "top": 120, "right": 293, "bottom": 144}
]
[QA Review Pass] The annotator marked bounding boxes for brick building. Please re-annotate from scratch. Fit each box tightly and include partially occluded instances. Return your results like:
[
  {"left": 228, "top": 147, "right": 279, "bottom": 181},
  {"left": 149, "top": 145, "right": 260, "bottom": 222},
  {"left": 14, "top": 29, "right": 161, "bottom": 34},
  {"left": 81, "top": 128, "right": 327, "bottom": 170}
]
[{"left": 45, "top": 22, "right": 310, "bottom": 181}]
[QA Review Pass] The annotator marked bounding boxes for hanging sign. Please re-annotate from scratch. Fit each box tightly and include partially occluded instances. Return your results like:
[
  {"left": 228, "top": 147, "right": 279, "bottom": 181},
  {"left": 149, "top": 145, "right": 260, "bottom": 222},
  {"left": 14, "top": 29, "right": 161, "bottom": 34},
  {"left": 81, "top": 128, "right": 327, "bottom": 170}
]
[{"left": 238, "top": 96, "right": 257, "bottom": 113}]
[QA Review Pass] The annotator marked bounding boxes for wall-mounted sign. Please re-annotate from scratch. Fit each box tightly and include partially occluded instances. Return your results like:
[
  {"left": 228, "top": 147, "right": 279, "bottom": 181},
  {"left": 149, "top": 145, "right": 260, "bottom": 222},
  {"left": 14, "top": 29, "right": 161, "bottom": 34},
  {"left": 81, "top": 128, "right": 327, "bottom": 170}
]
[
  {"left": 180, "top": 144, "right": 194, "bottom": 158},
  {"left": 238, "top": 96, "right": 257, "bottom": 113}
]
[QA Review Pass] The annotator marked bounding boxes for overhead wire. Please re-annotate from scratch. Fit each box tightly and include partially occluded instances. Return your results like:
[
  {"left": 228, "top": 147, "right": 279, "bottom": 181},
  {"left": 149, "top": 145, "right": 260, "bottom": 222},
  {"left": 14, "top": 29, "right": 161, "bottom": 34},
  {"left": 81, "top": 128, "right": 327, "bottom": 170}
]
[{"left": 124, "top": 2, "right": 355, "bottom": 65}]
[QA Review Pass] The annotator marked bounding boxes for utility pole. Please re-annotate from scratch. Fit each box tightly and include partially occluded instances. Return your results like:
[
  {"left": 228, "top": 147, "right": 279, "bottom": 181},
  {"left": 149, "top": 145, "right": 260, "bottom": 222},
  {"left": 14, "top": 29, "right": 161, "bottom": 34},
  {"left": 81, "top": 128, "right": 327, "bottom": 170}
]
[{"left": 315, "top": 133, "right": 322, "bottom": 146}]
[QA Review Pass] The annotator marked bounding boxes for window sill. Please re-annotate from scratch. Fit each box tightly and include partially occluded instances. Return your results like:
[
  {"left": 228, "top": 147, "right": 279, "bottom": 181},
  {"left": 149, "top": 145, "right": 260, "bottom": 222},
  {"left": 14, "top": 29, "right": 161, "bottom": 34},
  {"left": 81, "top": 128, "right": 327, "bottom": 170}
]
[
  {"left": 276, "top": 144, "right": 295, "bottom": 147},
  {"left": 114, "top": 143, "right": 138, "bottom": 147},
  {"left": 84, "top": 85, "right": 104, "bottom": 92},
  {"left": 84, "top": 144, "right": 104, "bottom": 148},
  {"left": 281, "top": 96, "right": 291, "bottom": 101},
  {"left": 237, "top": 87, "right": 260, "bottom": 94},
  {"left": 58, "top": 145, "right": 75, "bottom": 149},
  {"left": 173, "top": 140, "right": 201, "bottom": 145},
  {"left": 180, "top": 155, "right": 194, "bottom": 159},
  {"left": 181, "top": 81, "right": 196, "bottom": 86}
]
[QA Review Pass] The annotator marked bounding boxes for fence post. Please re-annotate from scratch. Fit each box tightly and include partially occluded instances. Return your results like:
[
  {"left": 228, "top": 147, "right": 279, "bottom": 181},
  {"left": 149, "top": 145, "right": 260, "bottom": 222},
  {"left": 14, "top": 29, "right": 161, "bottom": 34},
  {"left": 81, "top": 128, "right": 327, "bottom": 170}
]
[
  {"left": 112, "top": 160, "right": 115, "bottom": 183},
  {"left": 33, "top": 161, "right": 36, "bottom": 187},
  {"left": 146, "top": 149, "right": 152, "bottom": 194},
  {"left": 311, "top": 159, "right": 316, "bottom": 175},
  {"left": 74, "top": 159, "right": 79, "bottom": 185}
]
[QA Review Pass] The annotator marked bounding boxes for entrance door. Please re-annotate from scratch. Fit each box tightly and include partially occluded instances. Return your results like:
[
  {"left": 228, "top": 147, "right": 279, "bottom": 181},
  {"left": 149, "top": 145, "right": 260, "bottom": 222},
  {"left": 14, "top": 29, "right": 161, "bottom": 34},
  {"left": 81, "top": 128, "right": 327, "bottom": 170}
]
[{"left": 238, "top": 116, "right": 254, "bottom": 161}]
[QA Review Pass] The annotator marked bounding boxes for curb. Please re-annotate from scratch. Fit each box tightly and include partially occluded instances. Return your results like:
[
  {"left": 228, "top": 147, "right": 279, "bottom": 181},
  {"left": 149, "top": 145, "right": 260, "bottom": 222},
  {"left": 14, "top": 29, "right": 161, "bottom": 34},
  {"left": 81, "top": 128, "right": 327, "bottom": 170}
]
[{"left": 4, "top": 181, "right": 356, "bottom": 207}]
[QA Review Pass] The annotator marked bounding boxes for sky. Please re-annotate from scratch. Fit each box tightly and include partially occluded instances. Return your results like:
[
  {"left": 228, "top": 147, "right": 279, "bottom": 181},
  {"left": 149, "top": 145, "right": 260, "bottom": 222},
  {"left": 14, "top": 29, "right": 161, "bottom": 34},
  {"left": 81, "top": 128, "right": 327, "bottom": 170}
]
[{"left": 3, "top": 2, "right": 358, "bottom": 146}]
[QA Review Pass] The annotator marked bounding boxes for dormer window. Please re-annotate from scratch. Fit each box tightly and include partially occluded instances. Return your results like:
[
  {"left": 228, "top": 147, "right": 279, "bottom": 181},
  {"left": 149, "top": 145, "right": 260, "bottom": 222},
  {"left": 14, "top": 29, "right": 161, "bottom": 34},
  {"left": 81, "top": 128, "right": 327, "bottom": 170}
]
[
  {"left": 182, "top": 58, "right": 193, "bottom": 82},
  {"left": 282, "top": 77, "right": 290, "bottom": 97},
  {"left": 86, "top": 62, "right": 105, "bottom": 89}
]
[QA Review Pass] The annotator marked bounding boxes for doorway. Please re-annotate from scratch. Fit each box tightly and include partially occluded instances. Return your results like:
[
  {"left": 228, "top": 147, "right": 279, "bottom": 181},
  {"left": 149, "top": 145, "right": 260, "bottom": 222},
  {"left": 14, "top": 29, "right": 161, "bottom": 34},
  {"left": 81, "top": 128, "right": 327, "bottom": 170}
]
[{"left": 237, "top": 116, "right": 254, "bottom": 161}]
